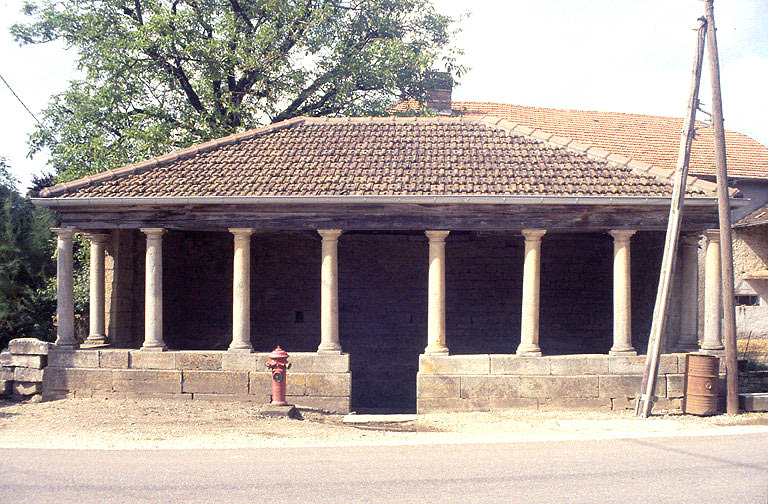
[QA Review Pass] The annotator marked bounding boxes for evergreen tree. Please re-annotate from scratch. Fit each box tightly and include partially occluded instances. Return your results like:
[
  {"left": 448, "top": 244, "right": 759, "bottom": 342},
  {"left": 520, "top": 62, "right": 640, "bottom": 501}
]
[{"left": 0, "top": 158, "right": 57, "bottom": 348}]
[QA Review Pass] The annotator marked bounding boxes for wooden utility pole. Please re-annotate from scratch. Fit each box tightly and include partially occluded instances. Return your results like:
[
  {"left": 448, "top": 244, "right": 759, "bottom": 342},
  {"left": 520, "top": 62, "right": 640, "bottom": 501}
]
[
  {"left": 704, "top": 0, "right": 739, "bottom": 415},
  {"left": 637, "top": 17, "right": 707, "bottom": 418}
]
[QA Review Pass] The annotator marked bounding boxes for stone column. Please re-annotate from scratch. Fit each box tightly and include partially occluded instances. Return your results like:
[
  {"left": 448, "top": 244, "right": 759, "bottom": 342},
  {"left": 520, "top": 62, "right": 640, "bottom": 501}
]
[
  {"left": 141, "top": 228, "right": 167, "bottom": 351},
  {"left": 424, "top": 230, "right": 450, "bottom": 354},
  {"left": 517, "top": 229, "right": 546, "bottom": 356},
  {"left": 702, "top": 229, "right": 724, "bottom": 352},
  {"left": 676, "top": 234, "right": 701, "bottom": 352},
  {"left": 318, "top": 230, "right": 343, "bottom": 353},
  {"left": 53, "top": 227, "right": 78, "bottom": 348},
  {"left": 84, "top": 232, "right": 110, "bottom": 346},
  {"left": 229, "top": 229, "right": 254, "bottom": 352},
  {"left": 609, "top": 230, "right": 636, "bottom": 356}
]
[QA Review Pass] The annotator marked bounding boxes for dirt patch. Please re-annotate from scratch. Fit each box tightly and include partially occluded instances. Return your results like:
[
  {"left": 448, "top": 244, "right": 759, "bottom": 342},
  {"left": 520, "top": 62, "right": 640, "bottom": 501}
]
[{"left": 0, "top": 397, "right": 766, "bottom": 450}]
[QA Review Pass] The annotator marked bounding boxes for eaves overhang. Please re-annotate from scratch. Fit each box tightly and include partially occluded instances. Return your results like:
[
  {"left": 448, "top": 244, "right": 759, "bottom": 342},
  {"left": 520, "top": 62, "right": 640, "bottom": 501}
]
[{"left": 31, "top": 195, "right": 739, "bottom": 208}]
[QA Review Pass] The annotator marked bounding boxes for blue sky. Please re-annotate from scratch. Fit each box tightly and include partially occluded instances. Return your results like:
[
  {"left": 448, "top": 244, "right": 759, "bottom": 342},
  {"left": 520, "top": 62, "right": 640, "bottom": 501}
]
[{"left": 1, "top": 0, "right": 767, "bottom": 191}]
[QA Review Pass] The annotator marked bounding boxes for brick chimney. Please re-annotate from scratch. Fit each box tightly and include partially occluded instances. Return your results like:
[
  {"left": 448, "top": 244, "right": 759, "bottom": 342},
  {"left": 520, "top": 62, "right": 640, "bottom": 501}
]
[{"left": 425, "top": 71, "right": 453, "bottom": 116}]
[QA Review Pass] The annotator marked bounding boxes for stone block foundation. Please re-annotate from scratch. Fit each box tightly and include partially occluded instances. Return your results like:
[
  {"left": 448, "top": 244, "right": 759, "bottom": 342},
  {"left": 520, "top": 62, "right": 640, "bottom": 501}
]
[
  {"left": 417, "top": 353, "right": 697, "bottom": 413},
  {"left": 43, "top": 349, "right": 351, "bottom": 413},
  {"left": 0, "top": 338, "right": 53, "bottom": 401}
]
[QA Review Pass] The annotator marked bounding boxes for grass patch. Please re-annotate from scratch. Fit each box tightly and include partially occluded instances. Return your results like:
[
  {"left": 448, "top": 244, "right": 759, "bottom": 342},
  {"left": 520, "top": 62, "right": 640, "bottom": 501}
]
[{"left": 738, "top": 336, "right": 768, "bottom": 370}]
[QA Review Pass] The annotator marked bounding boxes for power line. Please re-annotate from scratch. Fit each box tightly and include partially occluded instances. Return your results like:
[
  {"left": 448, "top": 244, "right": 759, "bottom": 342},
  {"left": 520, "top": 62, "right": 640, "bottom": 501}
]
[{"left": 0, "top": 71, "right": 49, "bottom": 133}]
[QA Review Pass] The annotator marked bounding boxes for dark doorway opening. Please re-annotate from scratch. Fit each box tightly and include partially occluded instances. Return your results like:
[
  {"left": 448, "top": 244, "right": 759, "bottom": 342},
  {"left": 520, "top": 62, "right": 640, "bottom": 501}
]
[{"left": 340, "top": 232, "right": 426, "bottom": 413}]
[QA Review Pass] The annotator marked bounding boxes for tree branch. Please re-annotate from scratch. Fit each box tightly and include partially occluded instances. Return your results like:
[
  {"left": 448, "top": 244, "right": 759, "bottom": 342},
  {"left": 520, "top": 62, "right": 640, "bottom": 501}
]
[
  {"left": 228, "top": 0, "right": 254, "bottom": 31},
  {"left": 134, "top": 0, "right": 144, "bottom": 25},
  {"left": 272, "top": 70, "right": 335, "bottom": 122},
  {"left": 232, "top": 0, "right": 315, "bottom": 102}
]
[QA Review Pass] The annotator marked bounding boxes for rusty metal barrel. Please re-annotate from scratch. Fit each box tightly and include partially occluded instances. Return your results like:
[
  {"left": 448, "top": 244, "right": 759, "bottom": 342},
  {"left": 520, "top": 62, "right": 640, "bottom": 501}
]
[{"left": 683, "top": 353, "right": 720, "bottom": 416}]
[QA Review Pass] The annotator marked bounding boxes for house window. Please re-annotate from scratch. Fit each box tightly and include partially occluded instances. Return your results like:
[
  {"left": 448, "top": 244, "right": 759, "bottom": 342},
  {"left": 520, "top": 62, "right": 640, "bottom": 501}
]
[{"left": 735, "top": 295, "right": 760, "bottom": 307}]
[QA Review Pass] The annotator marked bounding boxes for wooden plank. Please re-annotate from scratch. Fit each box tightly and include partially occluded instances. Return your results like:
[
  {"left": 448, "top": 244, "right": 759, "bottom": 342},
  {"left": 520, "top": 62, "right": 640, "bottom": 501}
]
[{"left": 57, "top": 203, "right": 720, "bottom": 232}]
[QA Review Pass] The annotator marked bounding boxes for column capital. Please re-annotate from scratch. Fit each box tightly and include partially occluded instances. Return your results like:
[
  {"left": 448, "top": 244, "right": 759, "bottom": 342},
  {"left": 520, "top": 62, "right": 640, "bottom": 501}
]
[
  {"left": 229, "top": 228, "right": 254, "bottom": 237},
  {"left": 425, "top": 230, "right": 450, "bottom": 242},
  {"left": 704, "top": 229, "right": 720, "bottom": 243},
  {"left": 84, "top": 232, "right": 110, "bottom": 243},
  {"left": 608, "top": 229, "right": 636, "bottom": 242},
  {"left": 522, "top": 229, "right": 546, "bottom": 241},
  {"left": 680, "top": 233, "right": 701, "bottom": 247},
  {"left": 318, "top": 229, "right": 343, "bottom": 241},
  {"left": 140, "top": 228, "right": 166, "bottom": 238},
  {"left": 51, "top": 227, "right": 76, "bottom": 239}
]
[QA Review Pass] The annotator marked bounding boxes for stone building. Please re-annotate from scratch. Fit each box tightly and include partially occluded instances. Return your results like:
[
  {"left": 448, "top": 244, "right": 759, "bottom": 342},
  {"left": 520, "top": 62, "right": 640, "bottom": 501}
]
[{"left": 32, "top": 114, "right": 745, "bottom": 413}]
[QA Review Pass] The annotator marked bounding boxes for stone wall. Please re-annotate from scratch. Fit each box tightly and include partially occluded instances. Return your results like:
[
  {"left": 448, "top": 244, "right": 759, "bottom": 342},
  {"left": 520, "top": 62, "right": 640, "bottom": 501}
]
[
  {"left": 105, "top": 229, "right": 143, "bottom": 348},
  {"left": 42, "top": 349, "right": 351, "bottom": 413},
  {"left": 740, "top": 370, "right": 768, "bottom": 393},
  {"left": 733, "top": 226, "right": 768, "bottom": 340},
  {"left": 0, "top": 338, "right": 52, "bottom": 400},
  {"left": 417, "top": 353, "right": 692, "bottom": 413}
]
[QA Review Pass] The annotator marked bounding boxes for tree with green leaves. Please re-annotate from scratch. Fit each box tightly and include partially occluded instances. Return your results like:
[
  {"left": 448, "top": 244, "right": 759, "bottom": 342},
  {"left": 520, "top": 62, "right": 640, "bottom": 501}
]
[
  {"left": 13, "top": 0, "right": 465, "bottom": 181},
  {"left": 0, "top": 158, "right": 57, "bottom": 349}
]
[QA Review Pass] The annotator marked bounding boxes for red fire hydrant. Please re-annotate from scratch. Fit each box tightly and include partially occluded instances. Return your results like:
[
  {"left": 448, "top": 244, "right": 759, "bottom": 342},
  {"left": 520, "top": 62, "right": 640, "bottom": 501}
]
[{"left": 266, "top": 346, "right": 291, "bottom": 406}]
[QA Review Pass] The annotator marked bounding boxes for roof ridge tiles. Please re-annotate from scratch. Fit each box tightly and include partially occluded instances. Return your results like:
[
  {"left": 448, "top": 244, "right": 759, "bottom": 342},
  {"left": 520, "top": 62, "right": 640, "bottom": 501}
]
[
  {"left": 406, "top": 100, "right": 768, "bottom": 179},
  {"left": 474, "top": 115, "right": 722, "bottom": 197}
]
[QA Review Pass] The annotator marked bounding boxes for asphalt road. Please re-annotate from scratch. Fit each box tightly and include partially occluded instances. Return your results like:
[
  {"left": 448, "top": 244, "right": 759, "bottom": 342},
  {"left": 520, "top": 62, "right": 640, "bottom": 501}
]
[{"left": 1, "top": 434, "right": 766, "bottom": 503}]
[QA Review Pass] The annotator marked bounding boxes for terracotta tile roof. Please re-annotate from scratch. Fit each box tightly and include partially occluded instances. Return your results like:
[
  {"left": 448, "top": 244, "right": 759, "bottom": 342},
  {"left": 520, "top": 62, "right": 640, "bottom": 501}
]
[
  {"left": 736, "top": 201, "right": 768, "bottom": 227},
  {"left": 392, "top": 100, "right": 768, "bottom": 179},
  {"left": 40, "top": 116, "right": 712, "bottom": 199}
]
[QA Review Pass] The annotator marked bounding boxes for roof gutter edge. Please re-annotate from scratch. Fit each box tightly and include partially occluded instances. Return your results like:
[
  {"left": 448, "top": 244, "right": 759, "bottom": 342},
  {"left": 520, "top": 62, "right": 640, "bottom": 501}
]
[{"left": 30, "top": 195, "right": 738, "bottom": 207}]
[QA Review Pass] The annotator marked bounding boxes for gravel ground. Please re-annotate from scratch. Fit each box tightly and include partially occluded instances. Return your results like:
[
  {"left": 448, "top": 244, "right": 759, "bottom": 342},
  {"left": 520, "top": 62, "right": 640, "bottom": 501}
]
[{"left": 1, "top": 398, "right": 766, "bottom": 450}]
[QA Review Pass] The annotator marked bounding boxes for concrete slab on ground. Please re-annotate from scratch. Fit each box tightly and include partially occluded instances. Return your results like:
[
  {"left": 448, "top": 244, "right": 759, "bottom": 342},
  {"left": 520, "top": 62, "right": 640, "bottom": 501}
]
[
  {"left": 259, "top": 404, "right": 300, "bottom": 419},
  {"left": 740, "top": 393, "right": 768, "bottom": 412}
]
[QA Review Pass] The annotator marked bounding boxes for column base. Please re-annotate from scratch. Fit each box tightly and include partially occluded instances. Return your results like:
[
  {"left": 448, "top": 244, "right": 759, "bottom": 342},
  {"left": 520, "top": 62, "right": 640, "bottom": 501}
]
[
  {"left": 516, "top": 343, "right": 542, "bottom": 357},
  {"left": 140, "top": 344, "right": 167, "bottom": 352},
  {"left": 609, "top": 348, "right": 637, "bottom": 356},
  {"left": 699, "top": 346, "right": 725, "bottom": 355},
  {"left": 227, "top": 346, "right": 254, "bottom": 353},
  {"left": 424, "top": 345, "right": 449, "bottom": 355},
  {"left": 55, "top": 341, "right": 80, "bottom": 350},
  {"left": 83, "top": 334, "right": 108, "bottom": 347},
  {"left": 317, "top": 343, "right": 343, "bottom": 354}
]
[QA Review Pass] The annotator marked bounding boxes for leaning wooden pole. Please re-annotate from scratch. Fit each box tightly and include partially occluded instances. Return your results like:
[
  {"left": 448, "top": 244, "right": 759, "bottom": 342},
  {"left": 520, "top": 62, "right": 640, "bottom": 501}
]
[
  {"left": 637, "top": 17, "right": 707, "bottom": 418},
  {"left": 704, "top": 0, "right": 739, "bottom": 415}
]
